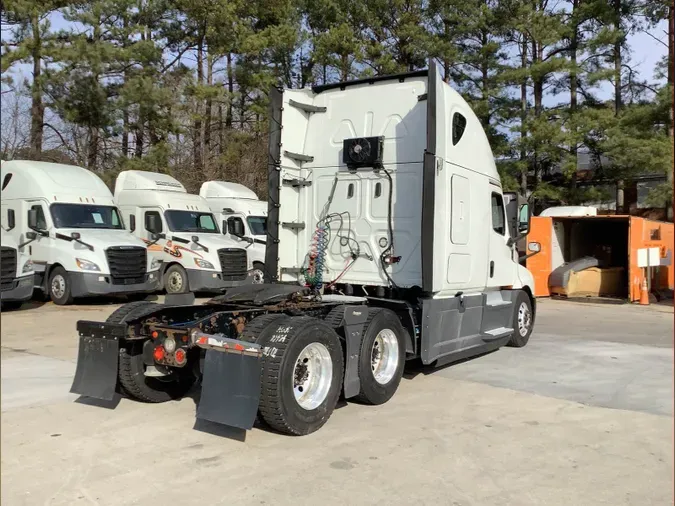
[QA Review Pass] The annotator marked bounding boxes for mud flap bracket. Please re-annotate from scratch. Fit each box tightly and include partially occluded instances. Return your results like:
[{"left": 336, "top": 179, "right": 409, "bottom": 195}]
[{"left": 341, "top": 306, "right": 368, "bottom": 399}]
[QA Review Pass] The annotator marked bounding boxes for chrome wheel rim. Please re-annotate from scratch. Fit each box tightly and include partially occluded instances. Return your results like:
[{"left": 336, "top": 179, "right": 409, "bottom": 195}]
[
  {"left": 51, "top": 274, "right": 66, "bottom": 299},
  {"left": 250, "top": 268, "right": 264, "bottom": 284},
  {"left": 167, "top": 271, "right": 184, "bottom": 293},
  {"left": 518, "top": 302, "right": 532, "bottom": 337},
  {"left": 293, "top": 342, "right": 333, "bottom": 410},
  {"left": 371, "top": 329, "right": 399, "bottom": 385}
]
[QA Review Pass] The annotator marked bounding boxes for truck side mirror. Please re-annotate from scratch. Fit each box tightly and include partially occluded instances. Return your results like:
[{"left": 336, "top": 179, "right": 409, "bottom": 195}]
[
  {"left": 27, "top": 209, "right": 38, "bottom": 230},
  {"left": 26, "top": 231, "right": 37, "bottom": 240},
  {"left": 147, "top": 214, "right": 160, "bottom": 234},
  {"left": 222, "top": 220, "right": 227, "bottom": 234},
  {"left": 71, "top": 232, "right": 81, "bottom": 240},
  {"left": 228, "top": 218, "right": 245, "bottom": 238},
  {"left": 7, "top": 209, "right": 15, "bottom": 230},
  {"left": 518, "top": 203, "right": 531, "bottom": 234}
]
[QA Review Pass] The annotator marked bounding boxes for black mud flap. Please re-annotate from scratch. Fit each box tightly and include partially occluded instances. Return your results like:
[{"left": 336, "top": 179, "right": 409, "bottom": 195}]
[
  {"left": 70, "top": 321, "right": 126, "bottom": 401},
  {"left": 196, "top": 349, "right": 262, "bottom": 430}
]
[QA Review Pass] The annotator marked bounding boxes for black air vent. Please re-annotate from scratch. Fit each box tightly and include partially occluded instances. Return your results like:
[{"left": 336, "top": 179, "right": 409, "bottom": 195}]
[
  {"left": 1, "top": 247, "right": 17, "bottom": 291},
  {"left": 218, "top": 248, "right": 248, "bottom": 281},
  {"left": 106, "top": 246, "right": 146, "bottom": 285}
]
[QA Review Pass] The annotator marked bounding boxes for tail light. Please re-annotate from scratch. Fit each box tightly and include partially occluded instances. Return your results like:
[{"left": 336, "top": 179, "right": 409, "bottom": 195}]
[
  {"left": 174, "top": 348, "right": 187, "bottom": 365},
  {"left": 153, "top": 346, "right": 165, "bottom": 362}
]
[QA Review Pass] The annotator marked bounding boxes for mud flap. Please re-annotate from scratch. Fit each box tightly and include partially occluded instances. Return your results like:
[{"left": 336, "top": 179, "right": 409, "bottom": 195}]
[
  {"left": 196, "top": 349, "right": 262, "bottom": 430},
  {"left": 70, "top": 321, "right": 126, "bottom": 401}
]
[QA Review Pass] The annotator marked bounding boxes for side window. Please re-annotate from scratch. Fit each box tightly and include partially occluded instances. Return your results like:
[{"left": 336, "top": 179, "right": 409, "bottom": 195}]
[
  {"left": 452, "top": 113, "right": 467, "bottom": 146},
  {"left": 491, "top": 193, "right": 505, "bottom": 235},
  {"left": 31, "top": 204, "right": 47, "bottom": 229},
  {"left": 144, "top": 211, "right": 162, "bottom": 233}
]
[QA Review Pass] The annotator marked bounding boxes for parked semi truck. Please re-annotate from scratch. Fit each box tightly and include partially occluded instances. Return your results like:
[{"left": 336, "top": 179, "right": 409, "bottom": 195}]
[
  {"left": 0, "top": 161, "right": 161, "bottom": 305},
  {"left": 114, "top": 171, "right": 252, "bottom": 293},
  {"left": 199, "top": 181, "right": 267, "bottom": 283},
  {"left": 0, "top": 208, "right": 35, "bottom": 309},
  {"left": 71, "top": 63, "right": 536, "bottom": 436}
]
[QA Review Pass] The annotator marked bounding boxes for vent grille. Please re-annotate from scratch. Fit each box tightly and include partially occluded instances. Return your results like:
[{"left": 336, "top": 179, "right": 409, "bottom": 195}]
[
  {"left": 1, "top": 247, "right": 17, "bottom": 291},
  {"left": 217, "top": 248, "right": 247, "bottom": 281},
  {"left": 105, "top": 246, "right": 146, "bottom": 285}
]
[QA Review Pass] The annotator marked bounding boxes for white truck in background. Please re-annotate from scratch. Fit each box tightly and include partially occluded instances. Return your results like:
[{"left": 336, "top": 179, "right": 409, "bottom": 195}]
[
  {"left": 199, "top": 181, "right": 267, "bottom": 283},
  {"left": 0, "top": 208, "right": 34, "bottom": 309},
  {"left": 0, "top": 161, "right": 161, "bottom": 305},
  {"left": 114, "top": 171, "right": 253, "bottom": 293}
]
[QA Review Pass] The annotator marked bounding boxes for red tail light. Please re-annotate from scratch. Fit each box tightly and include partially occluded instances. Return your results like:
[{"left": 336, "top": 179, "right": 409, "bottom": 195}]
[
  {"left": 153, "top": 346, "right": 165, "bottom": 362},
  {"left": 174, "top": 348, "right": 187, "bottom": 365}
]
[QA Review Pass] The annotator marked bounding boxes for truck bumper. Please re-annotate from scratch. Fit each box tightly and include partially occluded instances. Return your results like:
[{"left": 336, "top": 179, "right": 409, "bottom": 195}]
[
  {"left": 187, "top": 268, "right": 247, "bottom": 293},
  {"left": 70, "top": 271, "right": 161, "bottom": 298},
  {"left": 0, "top": 274, "right": 34, "bottom": 302}
]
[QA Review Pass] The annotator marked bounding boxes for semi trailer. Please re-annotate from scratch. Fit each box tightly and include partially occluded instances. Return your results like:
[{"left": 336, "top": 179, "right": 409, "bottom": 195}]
[{"left": 71, "top": 63, "right": 536, "bottom": 436}]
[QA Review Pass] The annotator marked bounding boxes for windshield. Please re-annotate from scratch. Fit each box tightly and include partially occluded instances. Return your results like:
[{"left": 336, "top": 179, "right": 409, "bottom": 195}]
[
  {"left": 247, "top": 216, "right": 267, "bottom": 236},
  {"left": 165, "top": 210, "right": 219, "bottom": 233},
  {"left": 50, "top": 204, "right": 124, "bottom": 229}
]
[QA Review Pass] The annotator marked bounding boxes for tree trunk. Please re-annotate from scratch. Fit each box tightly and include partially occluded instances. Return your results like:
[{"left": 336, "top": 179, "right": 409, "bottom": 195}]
[
  {"left": 569, "top": 0, "right": 579, "bottom": 202},
  {"left": 340, "top": 53, "right": 349, "bottom": 81},
  {"left": 480, "top": 29, "right": 490, "bottom": 127},
  {"left": 204, "top": 53, "right": 214, "bottom": 168},
  {"left": 614, "top": 0, "right": 624, "bottom": 214},
  {"left": 532, "top": 38, "right": 543, "bottom": 184},
  {"left": 443, "top": 19, "right": 451, "bottom": 83},
  {"left": 520, "top": 34, "right": 528, "bottom": 197},
  {"left": 193, "top": 33, "right": 205, "bottom": 172},
  {"left": 668, "top": 2, "right": 673, "bottom": 220},
  {"left": 88, "top": 127, "right": 99, "bottom": 170},
  {"left": 135, "top": 107, "right": 144, "bottom": 158},
  {"left": 29, "top": 13, "right": 43, "bottom": 155},
  {"left": 226, "top": 52, "right": 233, "bottom": 128}
]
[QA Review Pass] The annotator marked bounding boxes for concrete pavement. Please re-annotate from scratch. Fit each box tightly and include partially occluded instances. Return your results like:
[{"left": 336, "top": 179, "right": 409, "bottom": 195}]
[{"left": 1, "top": 298, "right": 672, "bottom": 505}]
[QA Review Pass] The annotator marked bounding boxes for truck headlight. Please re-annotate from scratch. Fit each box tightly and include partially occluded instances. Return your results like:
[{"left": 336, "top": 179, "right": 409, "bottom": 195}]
[
  {"left": 22, "top": 260, "right": 33, "bottom": 273},
  {"left": 150, "top": 257, "right": 161, "bottom": 270},
  {"left": 194, "top": 258, "right": 215, "bottom": 269},
  {"left": 76, "top": 258, "right": 101, "bottom": 271}
]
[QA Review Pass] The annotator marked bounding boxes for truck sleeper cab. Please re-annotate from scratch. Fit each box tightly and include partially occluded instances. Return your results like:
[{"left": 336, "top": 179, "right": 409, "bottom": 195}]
[
  {"left": 199, "top": 181, "right": 268, "bottom": 283},
  {"left": 70, "top": 63, "right": 536, "bottom": 437},
  {"left": 0, "top": 161, "right": 161, "bottom": 305},
  {"left": 114, "top": 171, "right": 251, "bottom": 294}
]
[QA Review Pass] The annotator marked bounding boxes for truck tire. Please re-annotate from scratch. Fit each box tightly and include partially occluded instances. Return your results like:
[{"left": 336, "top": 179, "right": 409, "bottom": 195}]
[
  {"left": 48, "top": 266, "right": 74, "bottom": 305},
  {"left": 354, "top": 308, "right": 406, "bottom": 405},
  {"left": 257, "top": 317, "right": 344, "bottom": 435},
  {"left": 508, "top": 291, "right": 534, "bottom": 348},
  {"left": 250, "top": 262, "right": 265, "bottom": 284},
  {"left": 107, "top": 301, "right": 196, "bottom": 403},
  {"left": 164, "top": 264, "right": 189, "bottom": 294}
]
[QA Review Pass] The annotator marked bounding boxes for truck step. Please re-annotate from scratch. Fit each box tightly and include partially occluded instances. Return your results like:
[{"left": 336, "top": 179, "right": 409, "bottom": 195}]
[{"left": 481, "top": 327, "right": 513, "bottom": 341}]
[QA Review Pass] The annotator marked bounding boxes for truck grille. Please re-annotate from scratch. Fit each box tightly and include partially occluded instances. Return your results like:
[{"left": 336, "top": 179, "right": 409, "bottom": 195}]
[
  {"left": 106, "top": 246, "right": 146, "bottom": 285},
  {"left": 1, "top": 247, "right": 17, "bottom": 291},
  {"left": 218, "top": 248, "right": 247, "bottom": 281}
]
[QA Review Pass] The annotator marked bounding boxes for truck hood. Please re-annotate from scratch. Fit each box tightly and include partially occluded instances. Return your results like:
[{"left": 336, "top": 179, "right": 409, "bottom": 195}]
[
  {"left": 54, "top": 228, "right": 148, "bottom": 251},
  {"left": 168, "top": 232, "right": 244, "bottom": 250}
]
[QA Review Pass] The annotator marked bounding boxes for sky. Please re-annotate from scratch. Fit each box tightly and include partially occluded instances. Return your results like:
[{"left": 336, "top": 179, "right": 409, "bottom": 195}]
[{"left": 1, "top": 13, "right": 669, "bottom": 102}]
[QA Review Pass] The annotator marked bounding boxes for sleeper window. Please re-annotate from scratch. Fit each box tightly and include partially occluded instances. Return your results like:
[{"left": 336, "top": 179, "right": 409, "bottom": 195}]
[
  {"left": 452, "top": 113, "right": 467, "bottom": 145},
  {"left": 491, "top": 193, "right": 505, "bottom": 235}
]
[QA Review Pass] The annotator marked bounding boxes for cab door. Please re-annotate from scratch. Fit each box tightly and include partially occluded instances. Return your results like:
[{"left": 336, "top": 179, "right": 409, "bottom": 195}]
[{"left": 486, "top": 190, "right": 516, "bottom": 289}]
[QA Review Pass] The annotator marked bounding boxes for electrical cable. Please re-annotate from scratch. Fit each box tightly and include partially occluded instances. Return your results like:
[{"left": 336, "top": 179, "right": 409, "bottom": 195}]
[{"left": 379, "top": 167, "right": 399, "bottom": 290}]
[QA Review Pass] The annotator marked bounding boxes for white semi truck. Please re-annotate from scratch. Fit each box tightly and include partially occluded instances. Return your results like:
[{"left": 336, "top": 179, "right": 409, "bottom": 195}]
[
  {"left": 114, "top": 171, "right": 252, "bottom": 293},
  {"left": 71, "top": 63, "right": 536, "bottom": 436},
  {"left": 0, "top": 208, "right": 35, "bottom": 310},
  {"left": 0, "top": 161, "right": 161, "bottom": 305},
  {"left": 199, "top": 181, "right": 267, "bottom": 283}
]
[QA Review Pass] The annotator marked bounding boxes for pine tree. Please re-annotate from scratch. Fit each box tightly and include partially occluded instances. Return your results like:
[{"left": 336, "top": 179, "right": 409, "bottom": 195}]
[{"left": 1, "top": 0, "right": 63, "bottom": 155}]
